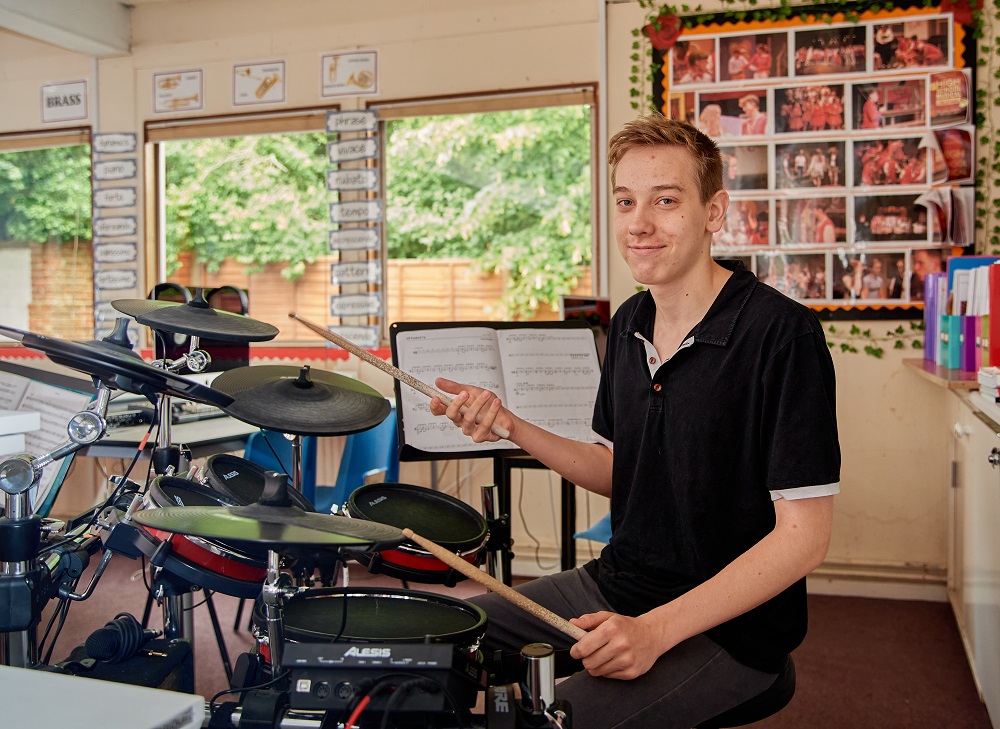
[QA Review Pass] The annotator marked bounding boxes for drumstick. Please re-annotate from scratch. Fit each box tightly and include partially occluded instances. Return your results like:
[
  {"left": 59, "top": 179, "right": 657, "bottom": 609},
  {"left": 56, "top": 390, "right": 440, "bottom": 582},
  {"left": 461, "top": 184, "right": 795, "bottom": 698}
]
[
  {"left": 402, "top": 528, "right": 586, "bottom": 641},
  {"left": 288, "top": 312, "right": 511, "bottom": 439}
]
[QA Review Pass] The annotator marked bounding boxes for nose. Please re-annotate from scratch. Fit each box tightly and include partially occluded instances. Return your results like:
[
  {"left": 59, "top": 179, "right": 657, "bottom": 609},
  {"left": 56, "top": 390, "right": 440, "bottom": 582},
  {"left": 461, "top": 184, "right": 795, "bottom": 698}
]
[{"left": 626, "top": 203, "right": 655, "bottom": 237}]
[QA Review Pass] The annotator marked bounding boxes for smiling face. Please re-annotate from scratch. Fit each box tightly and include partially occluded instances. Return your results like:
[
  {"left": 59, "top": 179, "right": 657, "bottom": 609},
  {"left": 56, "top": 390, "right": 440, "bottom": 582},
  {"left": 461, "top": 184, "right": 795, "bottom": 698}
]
[{"left": 613, "top": 144, "right": 728, "bottom": 291}]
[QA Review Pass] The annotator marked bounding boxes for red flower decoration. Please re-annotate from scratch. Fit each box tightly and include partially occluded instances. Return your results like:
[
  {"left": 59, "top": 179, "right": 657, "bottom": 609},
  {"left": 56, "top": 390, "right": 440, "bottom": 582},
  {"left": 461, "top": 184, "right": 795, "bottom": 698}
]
[
  {"left": 642, "top": 13, "right": 682, "bottom": 52},
  {"left": 940, "top": 0, "right": 982, "bottom": 26}
]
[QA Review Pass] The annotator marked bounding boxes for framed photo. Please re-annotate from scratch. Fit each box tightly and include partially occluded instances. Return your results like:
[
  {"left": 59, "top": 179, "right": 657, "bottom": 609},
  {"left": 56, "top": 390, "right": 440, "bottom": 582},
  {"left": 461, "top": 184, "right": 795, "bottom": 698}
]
[
  {"left": 908, "top": 247, "right": 948, "bottom": 301},
  {"left": 775, "top": 142, "right": 845, "bottom": 189},
  {"left": 719, "top": 144, "right": 769, "bottom": 191},
  {"left": 853, "top": 193, "right": 935, "bottom": 244},
  {"left": 852, "top": 78, "right": 927, "bottom": 130},
  {"left": 930, "top": 127, "right": 974, "bottom": 184},
  {"left": 719, "top": 33, "right": 789, "bottom": 81},
  {"left": 668, "top": 91, "right": 697, "bottom": 125},
  {"left": 698, "top": 89, "right": 769, "bottom": 138},
  {"left": 872, "top": 17, "right": 950, "bottom": 71},
  {"left": 775, "top": 196, "right": 847, "bottom": 246},
  {"left": 929, "top": 69, "right": 971, "bottom": 126},
  {"left": 774, "top": 83, "right": 846, "bottom": 134},
  {"left": 755, "top": 252, "right": 828, "bottom": 300},
  {"left": 671, "top": 38, "right": 717, "bottom": 86},
  {"left": 831, "top": 251, "right": 907, "bottom": 301},
  {"left": 853, "top": 137, "right": 928, "bottom": 187},
  {"left": 793, "top": 25, "right": 867, "bottom": 76},
  {"left": 713, "top": 198, "right": 771, "bottom": 249}
]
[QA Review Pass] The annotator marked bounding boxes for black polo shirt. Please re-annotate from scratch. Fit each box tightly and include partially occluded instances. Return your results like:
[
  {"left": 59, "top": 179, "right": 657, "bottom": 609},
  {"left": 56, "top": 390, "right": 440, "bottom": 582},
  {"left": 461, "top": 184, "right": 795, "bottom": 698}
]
[{"left": 584, "top": 261, "right": 840, "bottom": 674}]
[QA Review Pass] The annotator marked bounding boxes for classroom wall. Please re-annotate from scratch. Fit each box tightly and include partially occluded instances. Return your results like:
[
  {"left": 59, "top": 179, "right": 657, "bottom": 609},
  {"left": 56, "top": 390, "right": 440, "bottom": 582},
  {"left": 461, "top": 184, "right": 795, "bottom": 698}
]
[{"left": 0, "top": 0, "right": 983, "bottom": 595}]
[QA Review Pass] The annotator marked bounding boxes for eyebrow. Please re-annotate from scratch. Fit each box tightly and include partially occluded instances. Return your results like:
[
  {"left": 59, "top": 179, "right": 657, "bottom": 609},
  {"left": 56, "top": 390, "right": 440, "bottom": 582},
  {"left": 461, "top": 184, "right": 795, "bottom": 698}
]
[{"left": 612, "top": 183, "right": 685, "bottom": 195}]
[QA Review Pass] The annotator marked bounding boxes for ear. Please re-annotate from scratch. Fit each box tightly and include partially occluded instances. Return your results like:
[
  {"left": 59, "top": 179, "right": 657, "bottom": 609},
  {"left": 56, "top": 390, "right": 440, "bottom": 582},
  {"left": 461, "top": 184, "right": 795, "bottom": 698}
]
[{"left": 705, "top": 189, "right": 729, "bottom": 234}]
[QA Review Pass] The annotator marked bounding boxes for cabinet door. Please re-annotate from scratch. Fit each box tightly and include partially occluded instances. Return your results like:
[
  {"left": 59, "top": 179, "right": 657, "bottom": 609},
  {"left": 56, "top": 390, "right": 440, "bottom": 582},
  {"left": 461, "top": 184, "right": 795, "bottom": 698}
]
[{"left": 951, "top": 399, "right": 1000, "bottom": 715}]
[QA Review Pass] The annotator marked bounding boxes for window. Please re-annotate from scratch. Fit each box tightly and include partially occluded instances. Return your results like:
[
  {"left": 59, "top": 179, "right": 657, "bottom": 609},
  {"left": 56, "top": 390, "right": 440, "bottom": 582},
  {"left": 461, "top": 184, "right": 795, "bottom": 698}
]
[
  {"left": 0, "top": 131, "right": 93, "bottom": 341},
  {"left": 149, "top": 89, "right": 598, "bottom": 348},
  {"left": 376, "top": 89, "right": 598, "bottom": 326},
  {"left": 150, "top": 112, "right": 335, "bottom": 346}
]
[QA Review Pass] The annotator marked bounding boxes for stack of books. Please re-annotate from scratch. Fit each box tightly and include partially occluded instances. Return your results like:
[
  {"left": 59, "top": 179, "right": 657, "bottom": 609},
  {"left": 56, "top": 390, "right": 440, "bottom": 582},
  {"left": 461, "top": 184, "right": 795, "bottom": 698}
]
[
  {"left": 974, "top": 366, "right": 1000, "bottom": 421},
  {"left": 924, "top": 257, "right": 1000, "bottom": 372}
]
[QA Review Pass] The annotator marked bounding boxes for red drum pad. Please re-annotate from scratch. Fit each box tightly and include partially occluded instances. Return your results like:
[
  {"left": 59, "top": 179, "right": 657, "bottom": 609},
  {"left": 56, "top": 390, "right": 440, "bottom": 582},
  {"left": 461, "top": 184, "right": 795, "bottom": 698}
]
[{"left": 346, "top": 483, "right": 488, "bottom": 584}]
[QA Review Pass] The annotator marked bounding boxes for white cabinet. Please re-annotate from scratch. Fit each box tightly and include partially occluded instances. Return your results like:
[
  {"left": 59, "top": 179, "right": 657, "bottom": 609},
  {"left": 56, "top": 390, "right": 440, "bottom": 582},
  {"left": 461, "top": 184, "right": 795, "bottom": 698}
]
[{"left": 949, "top": 392, "right": 1000, "bottom": 718}]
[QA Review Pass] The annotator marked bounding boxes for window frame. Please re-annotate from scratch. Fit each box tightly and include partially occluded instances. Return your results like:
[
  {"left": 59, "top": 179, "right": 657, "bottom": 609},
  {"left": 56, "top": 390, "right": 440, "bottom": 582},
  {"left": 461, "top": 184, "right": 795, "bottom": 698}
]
[{"left": 368, "top": 85, "right": 602, "bottom": 340}]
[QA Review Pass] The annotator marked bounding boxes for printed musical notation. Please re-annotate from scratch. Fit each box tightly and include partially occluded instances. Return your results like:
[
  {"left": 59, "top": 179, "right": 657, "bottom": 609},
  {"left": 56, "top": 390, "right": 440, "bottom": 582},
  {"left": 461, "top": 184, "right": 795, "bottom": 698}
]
[{"left": 394, "top": 326, "right": 601, "bottom": 453}]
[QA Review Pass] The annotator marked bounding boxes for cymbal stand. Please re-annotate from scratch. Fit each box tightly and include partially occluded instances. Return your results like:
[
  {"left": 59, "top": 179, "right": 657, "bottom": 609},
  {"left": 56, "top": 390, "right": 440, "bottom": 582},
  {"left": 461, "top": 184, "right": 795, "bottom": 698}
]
[
  {"left": 148, "top": 334, "right": 211, "bottom": 644},
  {"left": 261, "top": 548, "right": 293, "bottom": 685},
  {"left": 0, "top": 385, "right": 114, "bottom": 667},
  {"left": 150, "top": 333, "right": 211, "bottom": 477}
]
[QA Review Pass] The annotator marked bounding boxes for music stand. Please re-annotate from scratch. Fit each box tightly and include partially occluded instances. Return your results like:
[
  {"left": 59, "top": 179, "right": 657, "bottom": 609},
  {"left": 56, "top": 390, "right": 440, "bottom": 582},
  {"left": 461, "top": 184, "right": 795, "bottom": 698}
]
[{"left": 389, "top": 320, "right": 601, "bottom": 584}]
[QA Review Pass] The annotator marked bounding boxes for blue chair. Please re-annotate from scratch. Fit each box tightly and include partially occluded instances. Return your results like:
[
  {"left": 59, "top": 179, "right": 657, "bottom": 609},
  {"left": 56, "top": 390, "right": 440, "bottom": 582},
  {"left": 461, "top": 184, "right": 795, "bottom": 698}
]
[
  {"left": 243, "top": 405, "right": 399, "bottom": 514},
  {"left": 573, "top": 512, "right": 612, "bottom": 544},
  {"left": 318, "top": 405, "right": 399, "bottom": 513}
]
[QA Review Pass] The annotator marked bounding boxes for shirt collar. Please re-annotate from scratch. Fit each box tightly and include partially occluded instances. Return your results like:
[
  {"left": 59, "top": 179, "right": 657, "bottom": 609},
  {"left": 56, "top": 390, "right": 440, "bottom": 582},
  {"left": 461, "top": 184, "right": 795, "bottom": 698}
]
[{"left": 624, "top": 260, "right": 758, "bottom": 348}]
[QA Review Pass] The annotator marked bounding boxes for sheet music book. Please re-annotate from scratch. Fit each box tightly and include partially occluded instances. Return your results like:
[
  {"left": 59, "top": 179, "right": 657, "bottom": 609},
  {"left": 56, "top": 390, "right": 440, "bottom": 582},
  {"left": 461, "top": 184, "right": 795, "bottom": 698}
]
[{"left": 390, "top": 321, "right": 601, "bottom": 459}]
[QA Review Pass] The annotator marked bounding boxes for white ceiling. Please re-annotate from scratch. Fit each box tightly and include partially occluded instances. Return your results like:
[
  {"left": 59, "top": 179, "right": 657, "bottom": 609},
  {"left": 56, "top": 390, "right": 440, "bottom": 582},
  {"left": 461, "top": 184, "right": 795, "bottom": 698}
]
[{"left": 0, "top": 0, "right": 131, "bottom": 56}]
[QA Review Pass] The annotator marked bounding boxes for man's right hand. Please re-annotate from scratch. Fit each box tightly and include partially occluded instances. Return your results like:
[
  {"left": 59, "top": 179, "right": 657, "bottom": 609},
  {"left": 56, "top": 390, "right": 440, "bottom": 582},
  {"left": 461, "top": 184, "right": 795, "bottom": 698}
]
[{"left": 429, "top": 377, "right": 515, "bottom": 443}]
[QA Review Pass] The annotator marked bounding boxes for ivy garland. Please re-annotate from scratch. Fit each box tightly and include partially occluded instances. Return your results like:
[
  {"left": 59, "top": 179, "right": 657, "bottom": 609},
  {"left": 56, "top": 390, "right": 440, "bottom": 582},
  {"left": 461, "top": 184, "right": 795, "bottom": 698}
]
[{"left": 631, "top": 0, "right": 992, "bottom": 357}]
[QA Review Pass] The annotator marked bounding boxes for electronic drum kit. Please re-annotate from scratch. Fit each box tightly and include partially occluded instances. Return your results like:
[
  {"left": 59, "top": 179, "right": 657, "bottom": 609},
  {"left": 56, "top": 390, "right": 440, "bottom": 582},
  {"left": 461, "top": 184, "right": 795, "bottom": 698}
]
[{"left": 0, "top": 293, "right": 567, "bottom": 729}]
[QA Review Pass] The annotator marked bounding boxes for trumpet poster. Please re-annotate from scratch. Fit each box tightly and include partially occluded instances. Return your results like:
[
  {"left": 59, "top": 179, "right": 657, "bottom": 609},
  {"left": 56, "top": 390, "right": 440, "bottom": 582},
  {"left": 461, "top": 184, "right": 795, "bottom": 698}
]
[
  {"left": 233, "top": 61, "right": 286, "bottom": 106},
  {"left": 153, "top": 70, "right": 203, "bottom": 113}
]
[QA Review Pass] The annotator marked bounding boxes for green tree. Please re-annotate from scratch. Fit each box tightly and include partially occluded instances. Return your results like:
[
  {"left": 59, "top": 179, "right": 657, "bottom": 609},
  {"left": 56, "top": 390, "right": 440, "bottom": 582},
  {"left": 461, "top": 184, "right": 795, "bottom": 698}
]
[
  {"left": 164, "top": 133, "right": 328, "bottom": 280},
  {"left": 385, "top": 106, "right": 593, "bottom": 318},
  {"left": 0, "top": 145, "right": 92, "bottom": 242}
]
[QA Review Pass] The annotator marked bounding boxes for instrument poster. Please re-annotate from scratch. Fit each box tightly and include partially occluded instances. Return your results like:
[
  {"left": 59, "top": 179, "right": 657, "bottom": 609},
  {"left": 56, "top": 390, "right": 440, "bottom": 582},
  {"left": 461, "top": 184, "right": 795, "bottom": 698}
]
[
  {"left": 321, "top": 50, "right": 378, "bottom": 98},
  {"left": 153, "top": 70, "right": 203, "bottom": 113},
  {"left": 233, "top": 61, "right": 286, "bottom": 106}
]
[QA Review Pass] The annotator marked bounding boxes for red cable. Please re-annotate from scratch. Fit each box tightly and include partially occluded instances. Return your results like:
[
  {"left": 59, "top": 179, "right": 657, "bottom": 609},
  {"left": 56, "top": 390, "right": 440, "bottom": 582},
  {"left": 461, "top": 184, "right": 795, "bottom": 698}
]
[{"left": 345, "top": 695, "right": 371, "bottom": 728}]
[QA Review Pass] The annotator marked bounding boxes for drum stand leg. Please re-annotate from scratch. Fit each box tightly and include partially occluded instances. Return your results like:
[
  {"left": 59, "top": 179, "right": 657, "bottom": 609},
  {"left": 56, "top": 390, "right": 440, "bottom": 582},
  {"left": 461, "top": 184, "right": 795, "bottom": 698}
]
[
  {"left": 481, "top": 484, "right": 510, "bottom": 585},
  {"left": 162, "top": 592, "right": 195, "bottom": 641},
  {"left": 203, "top": 591, "right": 234, "bottom": 684},
  {"left": 262, "top": 550, "right": 287, "bottom": 686},
  {"left": 0, "top": 491, "right": 39, "bottom": 668}
]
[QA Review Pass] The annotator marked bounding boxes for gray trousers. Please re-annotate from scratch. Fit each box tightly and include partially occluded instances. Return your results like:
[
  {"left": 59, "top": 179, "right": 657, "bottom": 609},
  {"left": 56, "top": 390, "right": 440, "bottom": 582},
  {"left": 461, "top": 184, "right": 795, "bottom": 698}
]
[{"left": 469, "top": 567, "right": 778, "bottom": 729}]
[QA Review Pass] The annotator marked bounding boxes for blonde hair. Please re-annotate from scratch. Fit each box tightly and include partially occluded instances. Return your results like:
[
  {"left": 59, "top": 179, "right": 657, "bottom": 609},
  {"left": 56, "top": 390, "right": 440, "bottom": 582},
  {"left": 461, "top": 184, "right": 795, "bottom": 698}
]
[{"left": 608, "top": 114, "right": 723, "bottom": 203}]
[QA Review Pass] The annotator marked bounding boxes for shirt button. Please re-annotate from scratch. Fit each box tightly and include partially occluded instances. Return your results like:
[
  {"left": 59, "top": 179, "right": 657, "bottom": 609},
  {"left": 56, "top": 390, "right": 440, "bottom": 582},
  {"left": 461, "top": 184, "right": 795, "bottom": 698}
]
[
  {"left": 652, "top": 383, "right": 662, "bottom": 392},
  {"left": 648, "top": 356, "right": 657, "bottom": 364}
]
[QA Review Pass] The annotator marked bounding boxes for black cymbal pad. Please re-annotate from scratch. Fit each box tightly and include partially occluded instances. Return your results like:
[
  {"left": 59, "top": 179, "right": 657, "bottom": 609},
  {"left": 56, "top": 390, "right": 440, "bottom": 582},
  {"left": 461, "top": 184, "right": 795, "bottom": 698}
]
[
  {"left": 112, "top": 298, "right": 279, "bottom": 342},
  {"left": 212, "top": 365, "right": 391, "bottom": 436}
]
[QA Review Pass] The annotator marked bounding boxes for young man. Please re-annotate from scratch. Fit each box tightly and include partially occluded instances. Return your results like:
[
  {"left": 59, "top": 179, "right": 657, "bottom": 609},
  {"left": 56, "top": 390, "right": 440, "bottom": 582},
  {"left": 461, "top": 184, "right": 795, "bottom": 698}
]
[{"left": 430, "top": 115, "right": 840, "bottom": 729}]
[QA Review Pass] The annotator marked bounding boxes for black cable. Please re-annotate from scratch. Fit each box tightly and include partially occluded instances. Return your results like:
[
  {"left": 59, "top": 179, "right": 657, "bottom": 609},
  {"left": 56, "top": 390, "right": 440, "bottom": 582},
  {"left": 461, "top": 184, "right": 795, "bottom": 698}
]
[
  {"left": 85, "top": 612, "right": 149, "bottom": 663},
  {"left": 39, "top": 407, "right": 159, "bottom": 558},
  {"left": 375, "top": 674, "right": 465, "bottom": 729},
  {"left": 208, "top": 669, "right": 290, "bottom": 717},
  {"left": 259, "top": 430, "right": 291, "bottom": 476},
  {"left": 38, "top": 576, "right": 77, "bottom": 665},
  {"left": 515, "top": 469, "right": 558, "bottom": 571},
  {"left": 42, "top": 597, "right": 73, "bottom": 665}
]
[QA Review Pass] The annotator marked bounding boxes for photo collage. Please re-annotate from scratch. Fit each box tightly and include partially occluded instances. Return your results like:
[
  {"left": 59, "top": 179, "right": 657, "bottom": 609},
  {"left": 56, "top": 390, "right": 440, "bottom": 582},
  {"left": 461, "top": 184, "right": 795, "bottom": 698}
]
[{"left": 664, "top": 14, "right": 970, "bottom": 307}]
